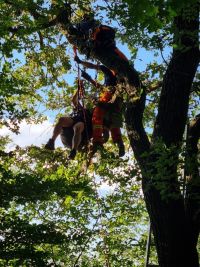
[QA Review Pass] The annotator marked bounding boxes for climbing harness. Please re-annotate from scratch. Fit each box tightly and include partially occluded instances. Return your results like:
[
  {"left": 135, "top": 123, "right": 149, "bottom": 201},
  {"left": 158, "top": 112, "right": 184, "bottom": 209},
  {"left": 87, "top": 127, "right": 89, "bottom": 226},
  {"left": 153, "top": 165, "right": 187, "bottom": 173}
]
[{"left": 73, "top": 46, "right": 90, "bottom": 152}]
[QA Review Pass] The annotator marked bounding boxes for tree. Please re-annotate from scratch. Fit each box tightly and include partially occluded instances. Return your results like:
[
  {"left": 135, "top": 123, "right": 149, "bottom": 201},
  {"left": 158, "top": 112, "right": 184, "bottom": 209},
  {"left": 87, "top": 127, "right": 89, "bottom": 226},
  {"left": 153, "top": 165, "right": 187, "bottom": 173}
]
[
  {"left": 0, "top": 0, "right": 199, "bottom": 266},
  {"left": 111, "top": 2, "right": 199, "bottom": 266}
]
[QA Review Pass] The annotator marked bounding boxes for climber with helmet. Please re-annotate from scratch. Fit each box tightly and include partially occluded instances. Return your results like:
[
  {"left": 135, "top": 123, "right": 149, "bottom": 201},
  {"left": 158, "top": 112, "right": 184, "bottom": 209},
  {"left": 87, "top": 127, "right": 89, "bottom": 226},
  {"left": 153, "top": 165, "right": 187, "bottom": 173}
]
[{"left": 63, "top": 13, "right": 140, "bottom": 95}]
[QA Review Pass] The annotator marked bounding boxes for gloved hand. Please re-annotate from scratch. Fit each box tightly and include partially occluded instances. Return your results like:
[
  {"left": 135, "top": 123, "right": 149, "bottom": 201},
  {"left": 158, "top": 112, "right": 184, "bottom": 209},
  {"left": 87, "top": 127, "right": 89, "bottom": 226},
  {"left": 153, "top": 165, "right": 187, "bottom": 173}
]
[{"left": 74, "top": 55, "right": 82, "bottom": 64}]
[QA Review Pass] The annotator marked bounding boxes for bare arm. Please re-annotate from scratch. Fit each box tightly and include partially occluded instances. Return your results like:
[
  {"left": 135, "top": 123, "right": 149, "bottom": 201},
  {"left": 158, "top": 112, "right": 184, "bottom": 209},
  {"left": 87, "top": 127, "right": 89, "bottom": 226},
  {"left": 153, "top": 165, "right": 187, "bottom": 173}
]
[{"left": 80, "top": 61, "right": 99, "bottom": 70}]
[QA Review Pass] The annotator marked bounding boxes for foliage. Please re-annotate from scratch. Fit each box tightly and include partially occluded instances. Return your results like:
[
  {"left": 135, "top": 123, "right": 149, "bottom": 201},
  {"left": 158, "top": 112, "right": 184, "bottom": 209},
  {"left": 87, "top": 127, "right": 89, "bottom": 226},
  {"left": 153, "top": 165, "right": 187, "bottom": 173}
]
[
  {"left": 0, "top": 143, "right": 148, "bottom": 266},
  {"left": 105, "top": 0, "right": 198, "bottom": 50},
  {"left": 0, "top": 0, "right": 199, "bottom": 266}
]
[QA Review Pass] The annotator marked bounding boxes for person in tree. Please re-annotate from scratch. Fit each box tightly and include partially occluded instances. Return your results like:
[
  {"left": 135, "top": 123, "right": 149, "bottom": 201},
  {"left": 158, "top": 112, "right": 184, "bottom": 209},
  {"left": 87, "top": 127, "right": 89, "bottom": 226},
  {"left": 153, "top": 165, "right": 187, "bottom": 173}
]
[
  {"left": 74, "top": 55, "right": 125, "bottom": 157},
  {"left": 8, "top": 8, "right": 141, "bottom": 94},
  {"left": 64, "top": 13, "right": 141, "bottom": 94},
  {"left": 44, "top": 91, "right": 93, "bottom": 159}
]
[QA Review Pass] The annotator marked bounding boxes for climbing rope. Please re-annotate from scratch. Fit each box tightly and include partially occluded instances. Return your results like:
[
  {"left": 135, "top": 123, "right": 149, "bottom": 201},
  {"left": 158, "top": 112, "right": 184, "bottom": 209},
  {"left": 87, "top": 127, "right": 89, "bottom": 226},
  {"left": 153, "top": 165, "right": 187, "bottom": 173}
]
[
  {"left": 70, "top": 56, "right": 112, "bottom": 263},
  {"left": 73, "top": 46, "right": 91, "bottom": 162}
]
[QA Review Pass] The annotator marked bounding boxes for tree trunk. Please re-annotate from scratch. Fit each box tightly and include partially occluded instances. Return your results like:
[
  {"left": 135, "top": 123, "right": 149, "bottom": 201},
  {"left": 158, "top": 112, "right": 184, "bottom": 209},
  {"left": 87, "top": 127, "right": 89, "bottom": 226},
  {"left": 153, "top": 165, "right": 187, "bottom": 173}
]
[{"left": 126, "top": 3, "right": 199, "bottom": 267}]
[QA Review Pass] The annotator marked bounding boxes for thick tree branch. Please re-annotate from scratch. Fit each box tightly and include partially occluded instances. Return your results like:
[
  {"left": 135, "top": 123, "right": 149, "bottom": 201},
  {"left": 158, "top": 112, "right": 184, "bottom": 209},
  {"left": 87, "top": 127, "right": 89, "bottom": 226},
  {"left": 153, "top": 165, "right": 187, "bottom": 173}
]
[
  {"left": 4, "top": 0, "right": 42, "bottom": 19},
  {"left": 153, "top": 4, "right": 199, "bottom": 146},
  {"left": 6, "top": 3, "right": 71, "bottom": 34},
  {"left": 125, "top": 90, "right": 150, "bottom": 164}
]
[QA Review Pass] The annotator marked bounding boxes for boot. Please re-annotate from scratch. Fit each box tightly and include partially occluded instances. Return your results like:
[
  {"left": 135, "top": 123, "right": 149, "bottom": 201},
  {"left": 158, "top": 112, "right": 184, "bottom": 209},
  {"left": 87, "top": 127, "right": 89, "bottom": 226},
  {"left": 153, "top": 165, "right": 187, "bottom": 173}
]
[
  {"left": 117, "top": 141, "right": 125, "bottom": 157},
  {"left": 91, "top": 142, "right": 104, "bottom": 155},
  {"left": 44, "top": 138, "right": 55, "bottom": 150},
  {"left": 68, "top": 148, "right": 77, "bottom": 160}
]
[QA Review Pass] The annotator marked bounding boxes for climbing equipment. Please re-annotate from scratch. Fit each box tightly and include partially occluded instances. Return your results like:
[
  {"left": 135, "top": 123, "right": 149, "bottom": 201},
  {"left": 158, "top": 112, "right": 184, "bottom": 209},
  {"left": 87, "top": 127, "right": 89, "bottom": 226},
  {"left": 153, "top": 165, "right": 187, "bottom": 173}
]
[
  {"left": 73, "top": 46, "right": 90, "bottom": 146},
  {"left": 73, "top": 46, "right": 84, "bottom": 101}
]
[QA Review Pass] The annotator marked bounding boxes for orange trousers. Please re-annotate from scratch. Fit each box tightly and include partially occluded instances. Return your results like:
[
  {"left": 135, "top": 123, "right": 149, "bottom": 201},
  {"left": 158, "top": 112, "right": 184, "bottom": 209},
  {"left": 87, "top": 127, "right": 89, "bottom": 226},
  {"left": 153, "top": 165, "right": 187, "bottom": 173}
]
[{"left": 92, "top": 106, "right": 122, "bottom": 144}]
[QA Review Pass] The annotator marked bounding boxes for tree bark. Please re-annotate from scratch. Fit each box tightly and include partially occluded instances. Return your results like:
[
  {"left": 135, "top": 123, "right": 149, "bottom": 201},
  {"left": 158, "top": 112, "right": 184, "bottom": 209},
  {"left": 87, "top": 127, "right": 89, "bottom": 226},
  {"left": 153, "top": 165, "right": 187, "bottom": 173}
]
[
  {"left": 153, "top": 10, "right": 199, "bottom": 145},
  {"left": 125, "top": 90, "right": 150, "bottom": 163},
  {"left": 127, "top": 3, "right": 199, "bottom": 267}
]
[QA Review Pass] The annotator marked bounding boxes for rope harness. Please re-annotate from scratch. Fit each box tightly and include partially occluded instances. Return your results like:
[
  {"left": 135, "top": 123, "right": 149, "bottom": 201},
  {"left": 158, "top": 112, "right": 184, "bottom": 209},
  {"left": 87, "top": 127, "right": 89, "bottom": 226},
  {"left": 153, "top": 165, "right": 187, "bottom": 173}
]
[{"left": 73, "top": 46, "right": 90, "bottom": 151}]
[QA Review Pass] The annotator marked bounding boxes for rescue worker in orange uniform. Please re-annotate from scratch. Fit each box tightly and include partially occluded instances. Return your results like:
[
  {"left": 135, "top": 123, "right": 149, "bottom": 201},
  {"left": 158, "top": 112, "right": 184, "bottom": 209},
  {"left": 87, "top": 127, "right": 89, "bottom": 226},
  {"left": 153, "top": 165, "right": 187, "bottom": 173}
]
[
  {"left": 74, "top": 56, "right": 125, "bottom": 157},
  {"left": 66, "top": 14, "right": 140, "bottom": 93}
]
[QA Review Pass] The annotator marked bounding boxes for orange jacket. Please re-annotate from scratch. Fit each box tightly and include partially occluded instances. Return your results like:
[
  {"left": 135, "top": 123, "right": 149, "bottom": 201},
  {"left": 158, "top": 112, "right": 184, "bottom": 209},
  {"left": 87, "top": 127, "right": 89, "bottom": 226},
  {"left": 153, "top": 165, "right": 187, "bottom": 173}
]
[{"left": 99, "top": 90, "right": 113, "bottom": 103}]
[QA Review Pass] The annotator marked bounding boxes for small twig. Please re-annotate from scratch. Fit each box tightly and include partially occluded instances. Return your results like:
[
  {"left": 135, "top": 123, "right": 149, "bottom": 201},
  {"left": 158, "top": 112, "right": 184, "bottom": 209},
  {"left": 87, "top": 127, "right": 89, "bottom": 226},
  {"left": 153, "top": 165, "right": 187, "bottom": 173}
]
[
  {"left": 38, "top": 31, "right": 44, "bottom": 48},
  {"left": 160, "top": 48, "right": 169, "bottom": 66}
]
